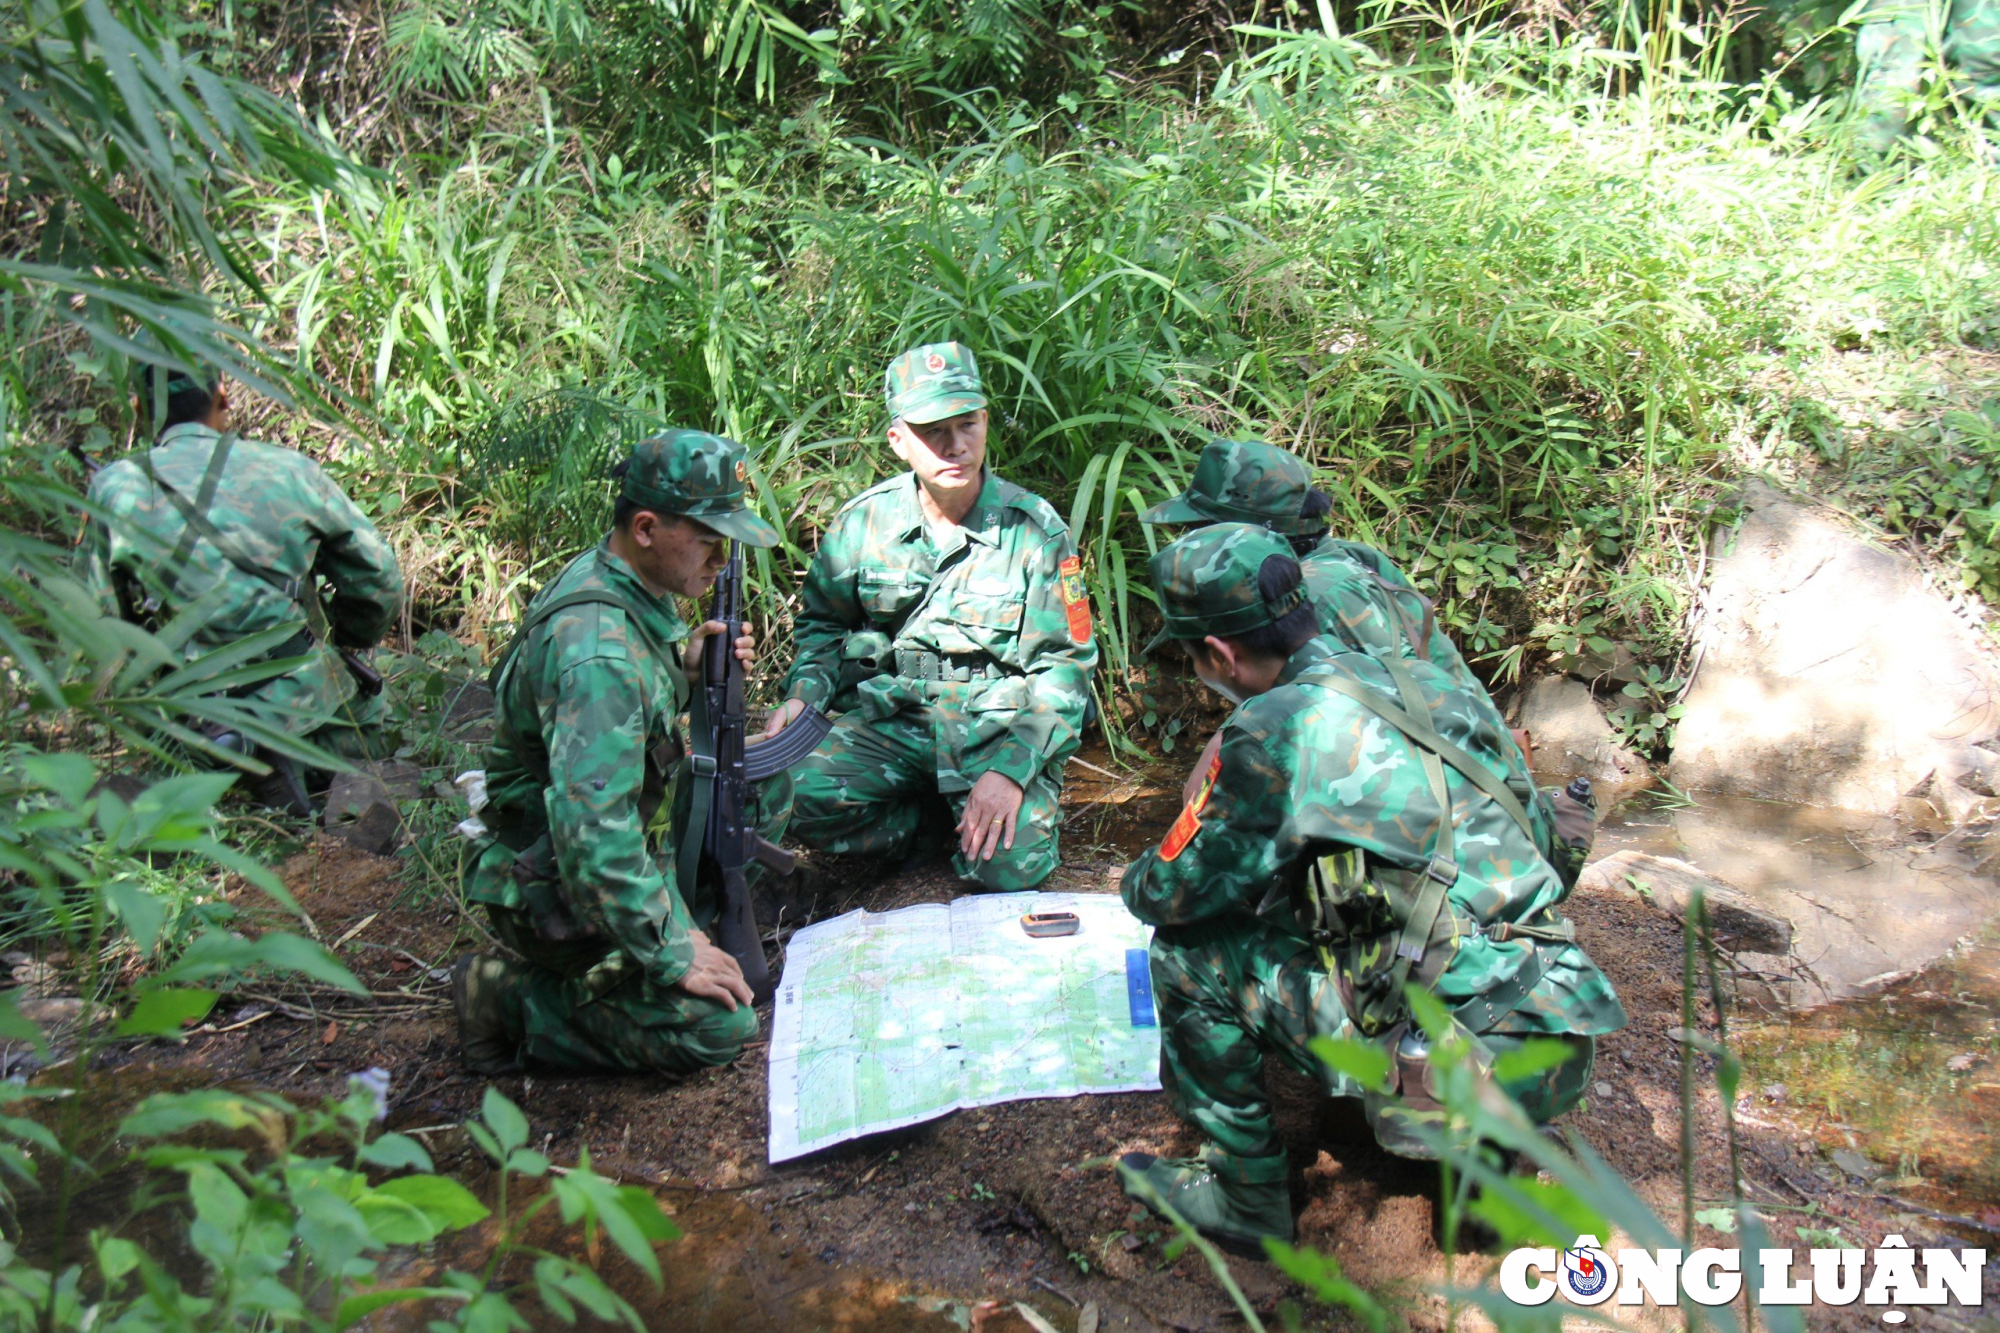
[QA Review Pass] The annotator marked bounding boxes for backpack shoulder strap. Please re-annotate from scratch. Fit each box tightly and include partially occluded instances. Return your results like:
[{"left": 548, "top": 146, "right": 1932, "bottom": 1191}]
[
  {"left": 1319, "top": 660, "right": 1538, "bottom": 843},
  {"left": 488, "top": 587, "right": 673, "bottom": 693}
]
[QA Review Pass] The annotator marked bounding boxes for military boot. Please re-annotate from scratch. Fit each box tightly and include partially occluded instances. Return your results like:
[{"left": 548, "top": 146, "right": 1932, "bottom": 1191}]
[
  {"left": 451, "top": 954, "right": 524, "bottom": 1075},
  {"left": 1118, "top": 1151, "right": 1293, "bottom": 1257}
]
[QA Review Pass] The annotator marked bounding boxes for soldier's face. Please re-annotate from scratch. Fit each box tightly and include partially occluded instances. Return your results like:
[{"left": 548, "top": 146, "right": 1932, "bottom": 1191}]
[
  {"left": 626, "top": 512, "right": 731, "bottom": 598},
  {"left": 890, "top": 410, "right": 987, "bottom": 491}
]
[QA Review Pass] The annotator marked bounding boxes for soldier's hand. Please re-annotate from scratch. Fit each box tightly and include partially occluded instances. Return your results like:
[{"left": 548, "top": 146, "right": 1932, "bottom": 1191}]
[
  {"left": 762, "top": 697, "right": 807, "bottom": 738},
  {"left": 678, "top": 929, "right": 754, "bottom": 1011},
  {"left": 957, "top": 770, "right": 1025, "bottom": 864},
  {"left": 1184, "top": 730, "right": 1224, "bottom": 805},
  {"left": 685, "top": 619, "right": 757, "bottom": 675}
]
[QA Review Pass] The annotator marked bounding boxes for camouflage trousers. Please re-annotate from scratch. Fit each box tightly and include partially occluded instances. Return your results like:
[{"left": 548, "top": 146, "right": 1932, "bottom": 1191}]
[
  {"left": 787, "top": 709, "right": 1061, "bottom": 891},
  {"left": 487, "top": 908, "right": 759, "bottom": 1077},
  {"left": 1150, "top": 919, "right": 1594, "bottom": 1170},
  {"left": 481, "top": 773, "right": 792, "bottom": 1077},
  {"left": 1857, "top": 0, "right": 2000, "bottom": 148}
]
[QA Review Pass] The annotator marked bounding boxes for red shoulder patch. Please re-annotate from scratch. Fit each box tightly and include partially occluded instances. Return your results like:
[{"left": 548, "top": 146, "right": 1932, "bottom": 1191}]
[
  {"left": 1159, "top": 752, "right": 1223, "bottom": 862},
  {"left": 1058, "top": 555, "right": 1091, "bottom": 643}
]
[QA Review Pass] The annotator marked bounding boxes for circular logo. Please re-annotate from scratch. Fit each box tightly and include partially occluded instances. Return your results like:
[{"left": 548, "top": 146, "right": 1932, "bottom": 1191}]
[
  {"left": 925, "top": 352, "right": 946, "bottom": 373},
  {"left": 734, "top": 460, "right": 747, "bottom": 482},
  {"left": 1558, "top": 1243, "right": 1617, "bottom": 1305}
]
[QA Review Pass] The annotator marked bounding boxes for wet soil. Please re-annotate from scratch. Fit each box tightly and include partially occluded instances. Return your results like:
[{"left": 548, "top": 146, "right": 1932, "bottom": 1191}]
[{"left": 23, "top": 758, "right": 2000, "bottom": 1331}]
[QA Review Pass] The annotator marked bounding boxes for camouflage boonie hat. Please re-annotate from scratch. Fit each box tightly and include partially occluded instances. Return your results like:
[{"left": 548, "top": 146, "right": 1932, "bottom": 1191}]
[
  {"left": 1141, "top": 438, "right": 1318, "bottom": 534},
  {"left": 885, "top": 342, "right": 987, "bottom": 425},
  {"left": 1145, "top": 523, "right": 1306, "bottom": 652},
  {"left": 618, "top": 429, "right": 780, "bottom": 548}
]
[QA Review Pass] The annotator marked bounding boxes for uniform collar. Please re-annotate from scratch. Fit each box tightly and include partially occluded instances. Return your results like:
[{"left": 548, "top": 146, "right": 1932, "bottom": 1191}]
[
  {"left": 593, "top": 539, "right": 688, "bottom": 630},
  {"left": 154, "top": 422, "right": 222, "bottom": 451},
  {"left": 892, "top": 468, "right": 1004, "bottom": 550},
  {"left": 1276, "top": 634, "right": 1339, "bottom": 687}
]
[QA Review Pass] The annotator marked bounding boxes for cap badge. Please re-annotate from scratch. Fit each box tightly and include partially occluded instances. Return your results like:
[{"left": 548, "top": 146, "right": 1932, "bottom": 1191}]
[
  {"left": 925, "top": 352, "right": 946, "bottom": 373},
  {"left": 735, "top": 460, "right": 747, "bottom": 482}
]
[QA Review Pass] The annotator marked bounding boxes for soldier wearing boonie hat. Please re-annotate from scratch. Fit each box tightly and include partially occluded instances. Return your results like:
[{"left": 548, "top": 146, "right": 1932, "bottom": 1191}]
[
  {"left": 1142, "top": 437, "right": 1479, "bottom": 687},
  {"left": 453, "top": 427, "right": 794, "bottom": 1080},
  {"left": 1113, "top": 523, "right": 1625, "bottom": 1257},
  {"left": 761, "top": 340, "right": 1098, "bottom": 894}
]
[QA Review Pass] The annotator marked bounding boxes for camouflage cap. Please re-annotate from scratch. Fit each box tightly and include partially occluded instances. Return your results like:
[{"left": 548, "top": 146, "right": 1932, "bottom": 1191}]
[
  {"left": 618, "top": 429, "right": 781, "bottom": 548},
  {"left": 1145, "top": 523, "right": 1306, "bottom": 652},
  {"left": 885, "top": 342, "right": 987, "bottom": 425},
  {"left": 1141, "top": 438, "right": 1318, "bottom": 534}
]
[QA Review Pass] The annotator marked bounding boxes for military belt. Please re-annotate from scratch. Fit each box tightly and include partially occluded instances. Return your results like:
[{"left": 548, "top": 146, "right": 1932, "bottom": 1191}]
[{"left": 892, "top": 647, "right": 1007, "bottom": 683}]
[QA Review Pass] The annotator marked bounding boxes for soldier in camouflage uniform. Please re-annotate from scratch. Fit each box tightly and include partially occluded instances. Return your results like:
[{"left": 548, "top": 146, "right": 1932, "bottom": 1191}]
[
  {"left": 454, "top": 431, "right": 793, "bottom": 1077},
  {"left": 1855, "top": 0, "right": 1999, "bottom": 151},
  {"left": 1143, "top": 437, "right": 1472, "bottom": 686},
  {"left": 83, "top": 367, "right": 403, "bottom": 792},
  {"left": 1117, "top": 524, "right": 1625, "bottom": 1253},
  {"left": 762, "top": 343, "right": 1098, "bottom": 892}
]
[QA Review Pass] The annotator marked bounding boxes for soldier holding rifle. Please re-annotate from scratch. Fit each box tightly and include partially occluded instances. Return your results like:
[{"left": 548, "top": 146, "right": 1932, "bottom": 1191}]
[{"left": 454, "top": 430, "right": 795, "bottom": 1077}]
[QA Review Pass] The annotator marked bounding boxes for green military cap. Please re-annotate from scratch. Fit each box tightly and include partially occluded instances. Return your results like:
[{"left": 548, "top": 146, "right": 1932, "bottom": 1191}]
[
  {"left": 1145, "top": 522, "right": 1306, "bottom": 652},
  {"left": 1141, "top": 438, "right": 1318, "bottom": 534},
  {"left": 884, "top": 341, "right": 987, "bottom": 425},
  {"left": 618, "top": 429, "right": 781, "bottom": 548}
]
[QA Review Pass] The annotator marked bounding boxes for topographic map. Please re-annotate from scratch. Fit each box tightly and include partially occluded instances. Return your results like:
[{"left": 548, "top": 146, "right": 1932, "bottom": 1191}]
[{"left": 767, "top": 891, "right": 1162, "bottom": 1163}]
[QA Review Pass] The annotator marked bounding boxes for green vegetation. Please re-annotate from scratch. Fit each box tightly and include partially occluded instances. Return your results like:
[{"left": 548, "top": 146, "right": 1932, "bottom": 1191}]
[{"left": 2, "top": 0, "right": 1997, "bottom": 1324}]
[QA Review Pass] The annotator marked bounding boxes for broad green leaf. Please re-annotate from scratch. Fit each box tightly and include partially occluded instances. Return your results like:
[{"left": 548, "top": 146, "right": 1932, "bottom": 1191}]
[
  {"left": 370, "top": 1174, "right": 490, "bottom": 1232},
  {"left": 1309, "top": 1035, "right": 1391, "bottom": 1092},
  {"left": 1491, "top": 1038, "right": 1578, "bottom": 1085},
  {"left": 336, "top": 1285, "right": 466, "bottom": 1330},
  {"left": 358, "top": 1133, "right": 433, "bottom": 1172},
  {"left": 482, "top": 1087, "right": 529, "bottom": 1154},
  {"left": 116, "top": 987, "right": 217, "bottom": 1037},
  {"left": 1466, "top": 1176, "right": 1608, "bottom": 1249}
]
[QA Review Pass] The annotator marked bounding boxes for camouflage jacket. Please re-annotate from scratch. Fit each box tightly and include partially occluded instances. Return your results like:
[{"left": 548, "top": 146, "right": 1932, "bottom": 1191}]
[
  {"left": 467, "top": 544, "right": 702, "bottom": 983},
  {"left": 82, "top": 423, "right": 402, "bottom": 733},
  {"left": 1301, "top": 537, "right": 1478, "bottom": 687},
  {"left": 782, "top": 469, "right": 1098, "bottom": 790},
  {"left": 1121, "top": 636, "right": 1624, "bottom": 1036}
]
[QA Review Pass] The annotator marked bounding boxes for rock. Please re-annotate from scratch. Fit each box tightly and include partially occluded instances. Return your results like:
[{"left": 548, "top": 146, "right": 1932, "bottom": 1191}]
[
  {"left": 1513, "top": 676, "right": 1651, "bottom": 802},
  {"left": 446, "top": 680, "right": 497, "bottom": 742},
  {"left": 1929, "top": 770, "right": 1999, "bottom": 827},
  {"left": 1577, "top": 851, "right": 1794, "bottom": 954},
  {"left": 1938, "top": 744, "right": 2000, "bottom": 797},
  {"left": 356, "top": 759, "right": 425, "bottom": 801},
  {"left": 1556, "top": 640, "right": 1645, "bottom": 686},
  {"left": 1669, "top": 481, "right": 2000, "bottom": 813},
  {"left": 1830, "top": 1148, "right": 1881, "bottom": 1181},
  {"left": 324, "top": 774, "right": 404, "bottom": 856}
]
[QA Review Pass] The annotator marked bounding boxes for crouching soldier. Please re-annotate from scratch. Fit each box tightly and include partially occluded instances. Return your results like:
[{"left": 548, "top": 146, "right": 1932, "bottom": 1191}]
[
  {"left": 762, "top": 342, "right": 1097, "bottom": 891},
  {"left": 1115, "top": 524, "right": 1626, "bottom": 1253},
  {"left": 1141, "top": 436, "right": 1477, "bottom": 690},
  {"left": 453, "top": 431, "right": 793, "bottom": 1077}
]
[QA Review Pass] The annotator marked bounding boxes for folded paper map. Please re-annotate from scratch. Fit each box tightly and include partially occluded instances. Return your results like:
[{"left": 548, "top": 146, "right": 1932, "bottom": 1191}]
[{"left": 767, "top": 891, "right": 1161, "bottom": 1163}]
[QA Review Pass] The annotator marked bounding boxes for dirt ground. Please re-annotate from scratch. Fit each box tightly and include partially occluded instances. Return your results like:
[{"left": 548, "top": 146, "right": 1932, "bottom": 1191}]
[{"left": 66, "top": 767, "right": 2000, "bottom": 1333}]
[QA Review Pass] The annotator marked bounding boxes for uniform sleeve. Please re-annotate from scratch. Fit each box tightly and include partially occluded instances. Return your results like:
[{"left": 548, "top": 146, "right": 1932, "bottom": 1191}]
[
  {"left": 1119, "top": 726, "right": 1295, "bottom": 927},
  {"left": 980, "top": 529, "right": 1099, "bottom": 789},
  {"left": 545, "top": 652, "right": 695, "bottom": 985},
  {"left": 781, "top": 512, "right": 864, "bottom": 711},
  {"left": 310, "top": 468, "right": 403, "bottom": 647}
]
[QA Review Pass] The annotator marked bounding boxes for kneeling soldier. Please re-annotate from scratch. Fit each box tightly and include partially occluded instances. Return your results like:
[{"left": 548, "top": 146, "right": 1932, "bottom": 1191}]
[
  {"left": 1116, "top": 524, "right": 1626, "bottom": 1253},
  {"left": 763, "top": 342, "right": 1097, "bottom": 891},
  {"left": 454, "top": 431, "right": 792, "bottom": 1076},
  {"left": 1142, "top": 436, "right": 1476, "bottom": 687}
]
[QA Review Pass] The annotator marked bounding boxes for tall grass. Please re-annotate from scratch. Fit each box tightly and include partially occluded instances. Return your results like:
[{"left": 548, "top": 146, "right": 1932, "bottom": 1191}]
[{"left": 9, "top": 1, "right": 1999, "bottom": 703}]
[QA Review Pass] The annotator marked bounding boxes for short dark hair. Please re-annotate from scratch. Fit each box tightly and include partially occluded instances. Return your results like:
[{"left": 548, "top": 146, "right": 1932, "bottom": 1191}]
[
  {"left": 613, "top": 495, "right": 644, "bottom": 533},
  {"left": 1289, "top": 487, "right": 1333, "bottom": 557},
  {"left": 139, "top": 366, "right": 219, "bottom": 433},
  {"left": 1188, "top": 554, "right": 1317, "bottom": 664}
]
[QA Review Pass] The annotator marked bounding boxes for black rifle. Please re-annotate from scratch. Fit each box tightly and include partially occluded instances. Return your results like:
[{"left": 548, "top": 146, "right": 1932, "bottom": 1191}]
[{"left": 684, "top": 548, "right": 832, "bottom": 1005}]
